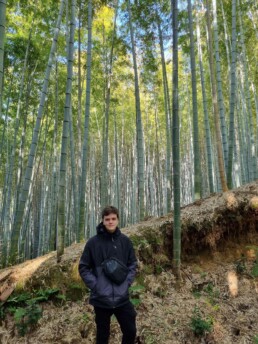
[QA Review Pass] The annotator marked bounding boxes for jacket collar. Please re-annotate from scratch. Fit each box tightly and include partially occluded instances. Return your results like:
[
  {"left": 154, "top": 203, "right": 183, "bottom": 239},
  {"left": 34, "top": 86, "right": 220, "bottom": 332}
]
[{"left": 96, "top": 222, "right": 121, "bottom": 238}]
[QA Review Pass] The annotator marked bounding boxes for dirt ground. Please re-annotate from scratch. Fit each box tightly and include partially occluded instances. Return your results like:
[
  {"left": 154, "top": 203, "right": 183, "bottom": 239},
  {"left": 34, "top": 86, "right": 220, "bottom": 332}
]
[{"left": 0, "top": 242, "right": 258, "bottom": 344}]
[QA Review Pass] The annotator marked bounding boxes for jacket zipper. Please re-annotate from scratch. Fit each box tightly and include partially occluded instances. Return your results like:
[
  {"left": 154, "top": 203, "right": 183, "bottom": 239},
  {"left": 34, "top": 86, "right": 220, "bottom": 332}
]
[
  {"left": 112, "top": 235, "right": 115, "bottom": 307},
  {"left": 112, "top": 235, "right": 117, "bottom": 249},
  {"left": 112, "top": 282, "right": 115, "bottom": 308}
]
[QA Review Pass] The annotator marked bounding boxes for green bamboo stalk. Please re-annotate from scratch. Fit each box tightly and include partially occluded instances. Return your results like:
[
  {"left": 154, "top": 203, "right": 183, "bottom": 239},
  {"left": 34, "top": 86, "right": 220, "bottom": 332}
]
[
  {"left": 79, "top": 0, "right": 93, "bottom": 241},
  {"left": 157, "top": 11, "right": 172, "bottom": 213},
  {"left": 171, "top": 0, "right": 181, "bottom": 278},
  {"left": 187, "top": 0, "right": 201, "bottom": 200},
  {"left": 38, "top": 132, "right": 48, "bottom": 257},
  {"left": 0, "top": 0, "right": 6, "bottom": 126},
  {"left": 212, "top": 0, "right": 228, "bottom": 171},
  {"left": 68, "top": 106, "right": 79, "bottom": 241},
  {"left": 238, "top": 72, "right": 252, "bottom": 183},
  {"left": 127, "top": 0, "right": 145, "bottom": 221},
  {"left": 227, "top": 0, "right": 237, "bottom": 189},
  {"left": 101, "top": 0, "right": 119, "bottom": 209},
  {"left": 220, "top": 0, "right": 231, "bottom": 76},
  {"left": 0, "top": 65, "right": 15, "bottom": 174},
  {"left": 252, "top": 85, "right": 258, "bottom": 179},
  {"left": 196, "top": 12, "right": 214, "bottom": 193},
  {"left": 154, "top": 98, "right": 163, "bottom": 215},
  {"left": 114, "top": 112, "right": 120, "bottom": 211},
  {"left": 206, "top": 0, "right": 228, "bottom": 192},
  {"left": 237, "top": 78, "right": 248, "bottom": 184},
  {"left": 238, "top": 0, "right": 256, "bottom": 181},
  {"left": 57, "top": 0, "right": 76, "bottom": 262},
  {"left": 49, "top": 62, "right": 59, "bottom": 252}
]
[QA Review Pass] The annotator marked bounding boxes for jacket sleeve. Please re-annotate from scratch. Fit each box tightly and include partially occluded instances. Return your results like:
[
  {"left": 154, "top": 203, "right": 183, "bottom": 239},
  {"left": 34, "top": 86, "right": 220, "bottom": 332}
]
[
  {"left": 126, "top": 239, "right": 138, "bottom": 286},
  {"left": 79, "top": 242, "right": 97, "bottom": 290}
]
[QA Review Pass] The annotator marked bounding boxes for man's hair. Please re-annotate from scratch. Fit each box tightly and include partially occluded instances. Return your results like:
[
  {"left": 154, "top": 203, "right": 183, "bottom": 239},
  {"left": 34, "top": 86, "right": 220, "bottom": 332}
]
[{"left": 101, "top": 206, "right": 119, "bottom": 219}]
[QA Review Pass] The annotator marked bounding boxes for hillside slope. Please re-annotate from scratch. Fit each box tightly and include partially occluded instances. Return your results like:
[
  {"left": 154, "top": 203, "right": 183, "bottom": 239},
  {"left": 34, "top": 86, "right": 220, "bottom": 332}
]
[{"left": 0, "top": 182, "right": 258, "bottom": 343}]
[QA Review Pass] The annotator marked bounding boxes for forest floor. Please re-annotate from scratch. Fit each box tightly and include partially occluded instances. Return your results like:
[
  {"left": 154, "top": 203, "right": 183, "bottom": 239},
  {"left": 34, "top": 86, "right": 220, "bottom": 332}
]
[{"left": 0, "top": 182, "right": 258, "bottom": 344}]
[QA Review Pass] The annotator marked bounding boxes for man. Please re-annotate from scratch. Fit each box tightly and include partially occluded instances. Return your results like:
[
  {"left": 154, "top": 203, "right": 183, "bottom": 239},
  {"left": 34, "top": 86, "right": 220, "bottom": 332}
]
[{"left": 79, "top": 206, "right": 137, "bottom": 344}]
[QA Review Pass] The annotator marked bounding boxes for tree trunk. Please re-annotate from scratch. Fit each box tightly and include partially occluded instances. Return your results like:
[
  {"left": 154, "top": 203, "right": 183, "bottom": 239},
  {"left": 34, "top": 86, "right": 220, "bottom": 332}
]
[
  {"left": 57, "top": 0, "right": 76, "bottom": 262},
  {"left": 77, "top": 0, "right": 82, "bottom": 177},
  {"left": 205, "top": 0, "right": 228, "bottom": 193},
  {"left": 212, "top": 0, "right": 228, "bottom": 171},
  {"left": 157, "top": 12, "right": 172, "bottom": 213},
  {"left": 187, "top": 0, "right": 201, "bottom": 200},
  {"left": 0, "top": 0, "right": 6, "bottom": 126},
  {"left": 101, "top": 1, "right": 118, "bottom": 209},
  {"left": 171, "top": 0, "right": 181, "bottom": 279},
  {"left": 127, "top": 0, "right": 145, "bottom": 221},
  {"left": 196, "top": 13, "right": 214, "bottom": 193},
  {"left": 238, "top": 0, "right": 256, "bottom": 181},
  {"left": 79, "top": 0, "right": 93, "bottom": 241},
  {"left": 227, "top": 0, "right": 237, "bottom": 189}
]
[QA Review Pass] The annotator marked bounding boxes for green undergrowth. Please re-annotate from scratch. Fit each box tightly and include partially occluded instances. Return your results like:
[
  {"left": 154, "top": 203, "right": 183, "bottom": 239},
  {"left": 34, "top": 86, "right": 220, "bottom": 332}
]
[
  {"left": 0, "top": 282, "right": 146, "bottom": 337},
  {"left": 190, "top": 306, "right": 213, "bottom": 336},
  {"left": 249, "top": 246, "right": 258, "bottom": 278},
  {"left": 253, "top": 335, "right": 258, "bottom": 344},
  {"left": 0, "top": 288, "right": 65, "bottom": 336},
  {"left": 234, "top": 245, "right": 258, "bottom": 278},
  {"left": 192, "top": 279, "right": 220, "bottom": 306},
  {"left": 129, "top": 284, "right": 145, "bottom": 307}
]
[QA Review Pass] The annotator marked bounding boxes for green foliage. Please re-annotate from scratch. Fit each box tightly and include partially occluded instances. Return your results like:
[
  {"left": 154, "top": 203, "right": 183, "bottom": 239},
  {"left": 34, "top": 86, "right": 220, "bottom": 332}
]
[
  {"left": 130, "top": 236, "right": 149, "bottom": 248},
  {"left": 7, "top": 292, "right": 31, "bottom": 305},
  {"left": 129, "top": 284, "right": 145, "bottom": 307},
  {"left": 29, "top": 288, "right": 59, "bottom": 303},
  {"left": 192, "top": 289, "right": 201, "bottom": 299},
  {"left": 235, "top": 258, "right": 246, "bottom": 274},
  {"left": 6, "top": 289, "right": 60, "bottom": 307},
  {"left": 251, "top": 264, "right": 258, "bottom": 278},
  {"left": 66, "top": 282, "right": 85, "bottom": 301},
  {"left": 235, "top": 247, "right": 258, "bottom": 278},
  {"left": 249, "top": 246, "right": 258, "bottom": 278},
  {"left": 203, "top": 283, "right": 219, "bottom": 297},
  {"left": 14, "top": 302, "right": 42, "bottom": 336},
  {"left": 0, "top": 288, "right": 65, "bottom": 335},
  {"left": 253, "top": 335, "right": 258, "bottom": 344},
  {"left": 130, "top": 298, "right": 141, "bottom": 307},
  {"left": 54, "top": 293, "right": 67, "bottom": 301},
  {"left": 155, "top": 265, "right": 163, "bottom": 274},
  {"left": 192, "top": 281, "right": 220, "bottom": 305},
  {"left": 82, "top": 313, "right": 89, "bottom": 323},
  {"left": 246, "top": 246, "right": 258, "bottom": 254},
  {"left": 190, "top": 307, "right": 213, "bottom": 336},
  {"left": 200, "top": 271, "right": 207, "bottom": 279}
]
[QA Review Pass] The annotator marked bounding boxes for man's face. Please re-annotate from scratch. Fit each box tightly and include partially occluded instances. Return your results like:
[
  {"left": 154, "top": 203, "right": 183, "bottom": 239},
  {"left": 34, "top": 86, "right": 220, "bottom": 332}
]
[{"left": 103, "top": 213, "right": 119, "bottom": 233}]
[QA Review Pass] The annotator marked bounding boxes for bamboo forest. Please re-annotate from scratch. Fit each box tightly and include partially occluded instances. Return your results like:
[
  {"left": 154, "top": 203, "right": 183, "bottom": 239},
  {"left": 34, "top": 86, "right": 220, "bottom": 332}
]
[{"left": 0, "top": 0, "right": 258, "bottom": 266}]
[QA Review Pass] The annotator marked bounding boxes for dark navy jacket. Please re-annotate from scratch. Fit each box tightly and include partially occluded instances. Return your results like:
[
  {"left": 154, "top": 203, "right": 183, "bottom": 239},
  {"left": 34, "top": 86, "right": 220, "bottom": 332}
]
[{"left": 79, "top": 223, "right": 137, "bottom": 308}]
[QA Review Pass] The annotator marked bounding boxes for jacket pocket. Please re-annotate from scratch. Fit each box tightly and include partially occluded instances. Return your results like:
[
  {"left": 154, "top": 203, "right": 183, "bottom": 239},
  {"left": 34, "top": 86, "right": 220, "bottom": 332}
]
[
  {"left": 114, "top": 279, "right": 129, "bottom": 298},
  {"left": 93, "top": 268, "right": 113, "bottom": 298}
]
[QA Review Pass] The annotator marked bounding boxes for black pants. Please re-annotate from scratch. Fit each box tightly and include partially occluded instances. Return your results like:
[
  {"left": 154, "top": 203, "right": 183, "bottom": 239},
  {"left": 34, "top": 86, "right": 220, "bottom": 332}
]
[{"left": 94, "top": 302, "right": 137, "bottom": 344}]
